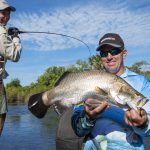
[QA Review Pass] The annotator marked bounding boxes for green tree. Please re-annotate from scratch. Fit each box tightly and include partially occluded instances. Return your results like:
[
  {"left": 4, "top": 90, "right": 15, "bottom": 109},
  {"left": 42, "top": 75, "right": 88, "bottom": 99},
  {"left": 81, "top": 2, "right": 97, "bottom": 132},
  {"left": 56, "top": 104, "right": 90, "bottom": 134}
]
[
  {"left": 89, "top": 54, "right": 104, "bottom": 70},
  {"left": 67, "top": 59, "right": 91, "bottom": 72},
  {"left": 6, "top": 78, "right": 24, "bottom": 103},
  {"left": 37, "top": 66, "right": 65, "bottom": 89},
  {"left": 6, "top": 78, "right": 22, "bottom": 88},
  {"left": 128, "top": 61, "right": 148, "bottom": 74}
]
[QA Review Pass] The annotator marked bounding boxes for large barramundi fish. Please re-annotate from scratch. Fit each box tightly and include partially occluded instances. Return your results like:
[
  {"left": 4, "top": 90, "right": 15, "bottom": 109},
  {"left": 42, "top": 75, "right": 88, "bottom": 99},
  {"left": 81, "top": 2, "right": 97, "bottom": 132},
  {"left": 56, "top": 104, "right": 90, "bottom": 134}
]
[{"left": 28, "top": 70, "right": 148, "bottom": 118}]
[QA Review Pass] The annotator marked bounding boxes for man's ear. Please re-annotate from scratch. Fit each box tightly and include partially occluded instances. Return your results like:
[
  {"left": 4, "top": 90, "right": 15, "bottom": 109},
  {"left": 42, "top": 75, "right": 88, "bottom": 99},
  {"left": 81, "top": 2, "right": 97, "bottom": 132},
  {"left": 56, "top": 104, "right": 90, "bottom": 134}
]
[{"left": 123, "top": 49, "right": 127, "bottom": 58}]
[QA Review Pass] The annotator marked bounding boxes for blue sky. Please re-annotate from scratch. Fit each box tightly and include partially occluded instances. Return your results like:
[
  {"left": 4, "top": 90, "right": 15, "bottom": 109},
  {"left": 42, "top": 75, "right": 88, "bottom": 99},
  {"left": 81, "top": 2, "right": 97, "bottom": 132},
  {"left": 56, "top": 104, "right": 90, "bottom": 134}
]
[{"left": 5, "top": 0, "right": 150, "bottom": 86}]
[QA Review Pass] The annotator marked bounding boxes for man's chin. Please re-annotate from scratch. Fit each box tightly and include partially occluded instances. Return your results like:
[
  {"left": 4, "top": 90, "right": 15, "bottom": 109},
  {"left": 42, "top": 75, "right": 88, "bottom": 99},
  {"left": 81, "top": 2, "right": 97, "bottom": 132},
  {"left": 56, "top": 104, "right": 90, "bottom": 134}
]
[
  {"left": 0, "top": 23, "right": 7, "bottom": 26},
  {"left": 105, "top": 68, "right": 118, "bottom": 74}
]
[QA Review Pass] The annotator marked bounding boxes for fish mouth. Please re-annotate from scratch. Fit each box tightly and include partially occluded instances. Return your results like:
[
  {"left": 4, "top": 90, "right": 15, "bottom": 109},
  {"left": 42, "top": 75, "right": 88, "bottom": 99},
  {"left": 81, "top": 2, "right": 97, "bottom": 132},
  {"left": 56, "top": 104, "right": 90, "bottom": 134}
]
[
  {"left": 136, "top": 97, "right": 149, "bottom": 108},
  {"left": 126, "top": 97, "right": 149, "bottom": 109}
]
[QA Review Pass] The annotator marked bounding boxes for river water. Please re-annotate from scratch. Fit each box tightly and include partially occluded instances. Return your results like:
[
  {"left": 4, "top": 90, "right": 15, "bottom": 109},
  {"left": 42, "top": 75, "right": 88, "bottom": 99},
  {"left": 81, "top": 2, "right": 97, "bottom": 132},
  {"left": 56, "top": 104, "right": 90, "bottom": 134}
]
[
  {"left": 0, "top": 105, "right": 59, "bottom": 150},
  {"left": 0, "top": 105, "right": 150, "bottom": 150}
]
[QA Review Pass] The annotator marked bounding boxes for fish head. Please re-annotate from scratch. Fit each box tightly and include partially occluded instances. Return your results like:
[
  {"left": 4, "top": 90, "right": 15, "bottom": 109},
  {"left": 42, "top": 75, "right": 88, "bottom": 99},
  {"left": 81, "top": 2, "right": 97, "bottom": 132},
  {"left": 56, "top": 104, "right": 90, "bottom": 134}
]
[{"left": 110, "top": 83, "right": 149, "bottom": 109}]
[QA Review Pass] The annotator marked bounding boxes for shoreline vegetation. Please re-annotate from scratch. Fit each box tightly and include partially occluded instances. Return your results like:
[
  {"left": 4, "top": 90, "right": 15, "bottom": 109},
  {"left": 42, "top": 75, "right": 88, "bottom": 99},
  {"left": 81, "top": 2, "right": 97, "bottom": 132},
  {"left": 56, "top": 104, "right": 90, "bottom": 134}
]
[{"left": 6, "top": 55, "right": 150, "bottom": 104}]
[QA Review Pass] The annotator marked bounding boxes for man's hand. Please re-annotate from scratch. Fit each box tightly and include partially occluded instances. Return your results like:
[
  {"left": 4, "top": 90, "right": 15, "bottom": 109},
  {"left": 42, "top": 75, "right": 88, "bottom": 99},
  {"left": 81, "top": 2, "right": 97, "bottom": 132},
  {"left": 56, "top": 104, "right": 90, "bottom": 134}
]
[
  {"left": 8, "top": 27, "right": 20, "bottom": 37},
  {"left": 84, "top": 98, "right": 109, "bottom": 120},
  {"left": 125, "top": 108, "right": 148, "bottom": 128}
]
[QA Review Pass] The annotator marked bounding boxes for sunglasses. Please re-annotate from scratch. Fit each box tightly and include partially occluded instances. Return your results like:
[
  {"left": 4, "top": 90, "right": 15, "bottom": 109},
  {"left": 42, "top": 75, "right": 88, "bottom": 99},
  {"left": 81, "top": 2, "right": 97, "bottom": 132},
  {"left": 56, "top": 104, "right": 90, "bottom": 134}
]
[{"left": 100, "top": 48, "right": 123, "bottom": 57}]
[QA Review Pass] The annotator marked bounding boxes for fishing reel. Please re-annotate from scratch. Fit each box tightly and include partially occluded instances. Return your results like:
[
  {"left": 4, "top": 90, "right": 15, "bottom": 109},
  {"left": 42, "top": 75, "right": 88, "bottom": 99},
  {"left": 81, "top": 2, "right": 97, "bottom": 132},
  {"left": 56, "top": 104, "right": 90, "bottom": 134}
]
[{"left": 8, "top": 27, "right": 20, "bottom": 37}]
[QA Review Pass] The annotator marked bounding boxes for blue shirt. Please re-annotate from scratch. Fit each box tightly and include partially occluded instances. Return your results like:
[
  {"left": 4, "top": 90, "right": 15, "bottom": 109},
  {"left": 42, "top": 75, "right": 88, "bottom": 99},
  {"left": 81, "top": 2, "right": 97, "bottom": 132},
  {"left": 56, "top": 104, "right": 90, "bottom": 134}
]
[{"left": 71, "top": 69, "right": 150, "bottom": 150}]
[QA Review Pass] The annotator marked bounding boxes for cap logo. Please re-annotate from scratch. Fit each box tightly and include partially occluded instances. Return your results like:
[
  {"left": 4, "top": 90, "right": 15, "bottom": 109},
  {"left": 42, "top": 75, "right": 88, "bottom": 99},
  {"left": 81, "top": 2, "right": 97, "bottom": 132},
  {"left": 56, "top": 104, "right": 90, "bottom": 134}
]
[{"left": 101, "top": 37, "right": 115, "bottom": 43}]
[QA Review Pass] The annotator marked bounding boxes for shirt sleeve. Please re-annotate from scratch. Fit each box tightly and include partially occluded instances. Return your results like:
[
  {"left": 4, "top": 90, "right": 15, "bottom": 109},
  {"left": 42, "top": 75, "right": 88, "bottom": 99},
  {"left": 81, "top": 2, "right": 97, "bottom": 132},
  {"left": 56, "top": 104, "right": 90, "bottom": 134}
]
[
  {"left": 71, "top": 105, "right": 96, "bottom": 137},
  {"left": 0, "top": 26, "right": 22, "bottom": 62},
  {"left": 133, "top": 77, "right": 150, "bottom": 136},
  {"left": 141, "top": 77, "right": 150, "bottom": 101}
]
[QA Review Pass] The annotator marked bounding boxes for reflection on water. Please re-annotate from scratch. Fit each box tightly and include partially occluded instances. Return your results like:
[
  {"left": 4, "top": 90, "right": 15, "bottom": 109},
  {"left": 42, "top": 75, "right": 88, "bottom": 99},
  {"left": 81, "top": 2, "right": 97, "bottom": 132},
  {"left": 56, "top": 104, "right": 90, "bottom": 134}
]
[
  {"left": 0, "top": 105, "right": 59, "bottom": 150},
  {"left": 0, "top": 105, "right": 150, "bottom": 150}
]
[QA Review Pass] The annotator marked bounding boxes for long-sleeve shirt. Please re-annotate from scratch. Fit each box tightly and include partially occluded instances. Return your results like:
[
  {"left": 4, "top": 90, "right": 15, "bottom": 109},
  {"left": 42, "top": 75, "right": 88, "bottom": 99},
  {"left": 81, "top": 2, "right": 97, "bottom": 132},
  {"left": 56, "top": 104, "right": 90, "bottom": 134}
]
[
  {"left": 71, "top": 68, "right": 150, "bottom": 150},
  {"left": 0, "top": 25, "right": 22, "bottom": 79}
]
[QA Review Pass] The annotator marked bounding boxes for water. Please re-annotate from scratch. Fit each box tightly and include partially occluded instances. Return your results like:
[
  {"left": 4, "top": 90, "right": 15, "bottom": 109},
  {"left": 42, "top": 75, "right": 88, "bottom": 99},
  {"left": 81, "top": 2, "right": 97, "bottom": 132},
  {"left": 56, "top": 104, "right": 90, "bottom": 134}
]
[
  {"left": 0, "top": 105, "right": 150, "bottom": 150},
  {"left": 0, "top": 105, "right": 59, "bottom": 150}
]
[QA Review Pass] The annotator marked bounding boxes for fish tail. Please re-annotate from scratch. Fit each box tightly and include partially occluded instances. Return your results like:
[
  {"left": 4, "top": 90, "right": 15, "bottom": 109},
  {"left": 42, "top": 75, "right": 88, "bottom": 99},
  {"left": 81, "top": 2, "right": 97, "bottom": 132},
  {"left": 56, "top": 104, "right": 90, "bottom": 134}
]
[{"left": 28, "top": 92, "right": 49, "bottom": 118}]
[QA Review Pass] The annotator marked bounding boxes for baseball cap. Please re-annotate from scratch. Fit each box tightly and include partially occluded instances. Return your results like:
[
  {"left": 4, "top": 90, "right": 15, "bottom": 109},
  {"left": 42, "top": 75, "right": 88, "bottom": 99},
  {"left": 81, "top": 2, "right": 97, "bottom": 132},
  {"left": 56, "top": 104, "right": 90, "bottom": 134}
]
[
  {"left": 0, "top": 0, "right": 16, "bottom": 12},
  {"left": 96, "top": 33, "right": 124, "bottom": 51}
]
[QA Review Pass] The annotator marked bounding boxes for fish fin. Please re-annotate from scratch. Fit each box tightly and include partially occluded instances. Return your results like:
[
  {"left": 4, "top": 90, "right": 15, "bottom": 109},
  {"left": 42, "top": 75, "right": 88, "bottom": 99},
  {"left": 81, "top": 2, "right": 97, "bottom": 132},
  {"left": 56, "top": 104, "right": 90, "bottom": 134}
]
[
  {"left": 114, "top": 82, "right": 131, "bottom": 94},
  {"left": 112, "top": 82, "right": 123, "bottom": 92},
  {"left": 53, "top": 104, "right": 62, "bottom": 116},
  {"left": 54, "top": 71, "right": 71, "bottom": 86},
  {"left": 53, "top": 102, "right": 68, "bottom": 116},
  {"left": 119, "top": 85, "right": 131, "bottom": 94},
  {"left": 115, "top": 96, "right": 126, "bottom": 105},
  {"left": 95, "top": 86, "right": 107, "bottom": 96}
]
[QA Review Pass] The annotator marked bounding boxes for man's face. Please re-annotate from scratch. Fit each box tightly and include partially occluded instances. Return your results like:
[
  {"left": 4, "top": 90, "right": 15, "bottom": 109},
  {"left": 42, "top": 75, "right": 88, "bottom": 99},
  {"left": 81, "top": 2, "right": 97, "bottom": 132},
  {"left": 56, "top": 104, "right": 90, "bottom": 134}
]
[
  {"left": 0, "top": 9, "right": 11, "bottom": 26},
  {"left": 100, "top": 45, "right": 127, "bottom": 75}
]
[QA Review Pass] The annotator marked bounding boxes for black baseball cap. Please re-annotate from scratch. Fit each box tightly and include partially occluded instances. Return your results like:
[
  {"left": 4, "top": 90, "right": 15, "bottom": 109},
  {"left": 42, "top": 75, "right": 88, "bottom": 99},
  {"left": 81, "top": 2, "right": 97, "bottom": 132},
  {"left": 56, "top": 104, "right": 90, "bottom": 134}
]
[{"left": 96, "top": 33, "right": 124, "bottom": 51}]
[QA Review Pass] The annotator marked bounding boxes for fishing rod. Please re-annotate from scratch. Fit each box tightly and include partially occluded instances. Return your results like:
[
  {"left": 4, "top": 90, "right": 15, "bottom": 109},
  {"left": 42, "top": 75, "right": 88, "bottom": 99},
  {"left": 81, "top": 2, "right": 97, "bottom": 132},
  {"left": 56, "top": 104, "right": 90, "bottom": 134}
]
[{"left": 17, "top": 30, "right": 92, "bottom": 57}]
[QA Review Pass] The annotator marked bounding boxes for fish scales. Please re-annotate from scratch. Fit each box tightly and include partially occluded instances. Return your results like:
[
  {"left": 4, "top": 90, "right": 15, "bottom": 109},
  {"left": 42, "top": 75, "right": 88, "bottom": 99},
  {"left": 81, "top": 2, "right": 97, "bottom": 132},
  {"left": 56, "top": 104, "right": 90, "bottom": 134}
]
[{"left": 43, "top": 70, "right": 148, "bottom": 110}]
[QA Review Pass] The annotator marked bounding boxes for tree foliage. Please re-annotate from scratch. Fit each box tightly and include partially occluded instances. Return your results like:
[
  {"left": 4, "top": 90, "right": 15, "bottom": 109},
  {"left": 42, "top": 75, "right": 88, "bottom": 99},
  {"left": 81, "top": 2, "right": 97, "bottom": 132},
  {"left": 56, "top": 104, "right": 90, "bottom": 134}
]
[
  {"left": 89, "top": 54, "right": 104, "bottom": 70},
  {"left": 6, "top": 78, "right": 21, "bottom": 88},
  {"left": 127, "top": 61, "right": 149, "bottom": 74},
  {"left": 37, "top": 66, "right": 65, "bottom": 88}
]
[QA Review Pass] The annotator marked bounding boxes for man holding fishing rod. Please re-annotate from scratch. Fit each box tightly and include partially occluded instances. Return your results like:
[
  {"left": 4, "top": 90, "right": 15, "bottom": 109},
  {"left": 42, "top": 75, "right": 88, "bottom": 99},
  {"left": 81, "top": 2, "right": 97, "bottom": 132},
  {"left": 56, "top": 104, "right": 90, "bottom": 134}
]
[
  {"left": 0, "top": 0, "right": 22, "bottom": 136},
  {"left": 71, "top": 33, "right": 150, "bottom": 150}
]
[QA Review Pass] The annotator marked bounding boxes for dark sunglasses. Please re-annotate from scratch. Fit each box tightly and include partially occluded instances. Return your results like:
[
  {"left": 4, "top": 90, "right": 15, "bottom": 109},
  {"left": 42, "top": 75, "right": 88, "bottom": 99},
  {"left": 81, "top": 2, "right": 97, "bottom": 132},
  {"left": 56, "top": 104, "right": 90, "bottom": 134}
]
[{"left": 100, "top": 48, "right": 123, "bottom": 57}]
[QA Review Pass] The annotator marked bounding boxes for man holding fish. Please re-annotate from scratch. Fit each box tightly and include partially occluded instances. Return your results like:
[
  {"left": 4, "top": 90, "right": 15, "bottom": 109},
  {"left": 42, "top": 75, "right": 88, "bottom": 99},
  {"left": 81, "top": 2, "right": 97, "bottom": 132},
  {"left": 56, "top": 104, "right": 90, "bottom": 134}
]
[
  {"left": 71, "top": 33, "right": 150, "bottom": 150},
  {"left": 28, "top": 32, "right": 150, "bottom": 149}
]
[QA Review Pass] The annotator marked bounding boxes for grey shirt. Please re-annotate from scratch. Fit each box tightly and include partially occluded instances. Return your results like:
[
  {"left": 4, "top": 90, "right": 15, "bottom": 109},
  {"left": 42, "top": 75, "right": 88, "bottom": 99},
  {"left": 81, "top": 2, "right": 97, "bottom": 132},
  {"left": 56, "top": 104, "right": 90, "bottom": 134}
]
[{"left": 0, "top": 25, "right": 22, "bottom": 79}]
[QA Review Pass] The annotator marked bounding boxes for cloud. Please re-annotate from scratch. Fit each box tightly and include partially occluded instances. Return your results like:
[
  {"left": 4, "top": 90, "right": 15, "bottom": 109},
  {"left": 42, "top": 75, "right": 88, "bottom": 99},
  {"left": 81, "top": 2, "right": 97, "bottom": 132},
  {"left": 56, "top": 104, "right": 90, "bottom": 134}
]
[{"left": 9, "top": 1, "right": 150, "bottom": 52}]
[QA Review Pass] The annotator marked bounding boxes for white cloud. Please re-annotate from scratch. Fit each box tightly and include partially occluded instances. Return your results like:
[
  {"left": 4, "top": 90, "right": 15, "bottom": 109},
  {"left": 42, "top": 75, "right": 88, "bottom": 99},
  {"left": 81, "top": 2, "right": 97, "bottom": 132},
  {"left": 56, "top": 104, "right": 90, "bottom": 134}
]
[{"left": 9, "top": 1, "right": 150, "bottom": 52}]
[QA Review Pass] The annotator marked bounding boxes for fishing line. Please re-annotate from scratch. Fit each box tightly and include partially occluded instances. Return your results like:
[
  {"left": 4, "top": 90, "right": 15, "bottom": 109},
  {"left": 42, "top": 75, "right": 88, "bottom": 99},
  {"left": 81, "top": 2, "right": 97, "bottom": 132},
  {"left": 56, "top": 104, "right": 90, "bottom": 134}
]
[{"left": 18, "top": 30, "right": 92, "bottom": 57}]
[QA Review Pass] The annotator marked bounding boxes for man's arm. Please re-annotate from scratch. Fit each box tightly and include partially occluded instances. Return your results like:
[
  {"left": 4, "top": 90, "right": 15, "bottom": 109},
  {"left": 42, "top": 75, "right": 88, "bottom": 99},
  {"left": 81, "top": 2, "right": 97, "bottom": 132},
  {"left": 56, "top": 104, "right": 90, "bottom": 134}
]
[
  {"left": 71, "top": 100, "right": 109, "bottom": 137},
  {"left": 0, "top": 26, "right": 22, "bottom": 62},
  {"left": 71, "top": 105, "right": 95, "bottom": 137}
]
